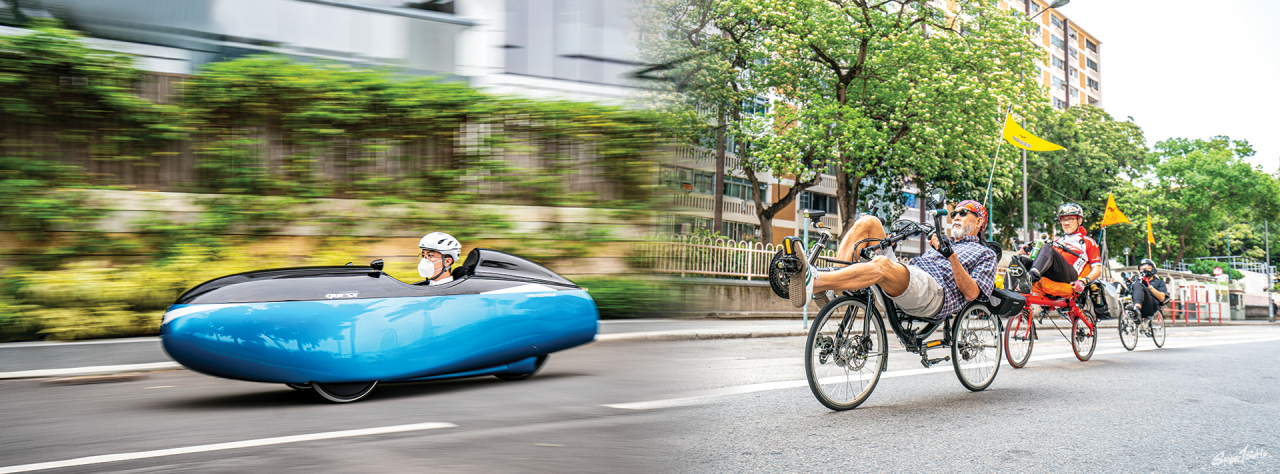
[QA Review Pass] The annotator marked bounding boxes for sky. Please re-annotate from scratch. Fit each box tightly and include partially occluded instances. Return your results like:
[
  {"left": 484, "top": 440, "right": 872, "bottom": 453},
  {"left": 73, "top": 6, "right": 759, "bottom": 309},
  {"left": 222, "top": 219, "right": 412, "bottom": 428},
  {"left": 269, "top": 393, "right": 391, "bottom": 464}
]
[{"left": 1063, "top": 0, "right": 1280, "bottom": 173}]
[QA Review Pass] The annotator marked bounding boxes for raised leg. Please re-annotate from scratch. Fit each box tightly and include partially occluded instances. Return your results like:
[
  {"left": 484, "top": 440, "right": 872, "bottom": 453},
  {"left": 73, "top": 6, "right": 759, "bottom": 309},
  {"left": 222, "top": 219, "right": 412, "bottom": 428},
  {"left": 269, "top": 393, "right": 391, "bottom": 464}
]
[{"left": 812, "top": 216, "right": 912, "bottom": 297}]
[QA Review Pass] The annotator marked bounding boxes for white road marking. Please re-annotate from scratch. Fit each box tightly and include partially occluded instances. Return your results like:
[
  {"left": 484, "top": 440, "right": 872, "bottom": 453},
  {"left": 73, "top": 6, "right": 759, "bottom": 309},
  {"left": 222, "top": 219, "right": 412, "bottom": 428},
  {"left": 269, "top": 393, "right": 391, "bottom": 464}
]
[
  {"left": 0, "top": 422, "right": 457, "bottom": 474},
  {"left": 0, "top": 337, "right": 159, "bottom": 349},
  {"left": 604, "top": 335, "right": 1280, "bottom": 411},
  {"left": 0, "top": 362, "right": 182, "bottom": 380}
]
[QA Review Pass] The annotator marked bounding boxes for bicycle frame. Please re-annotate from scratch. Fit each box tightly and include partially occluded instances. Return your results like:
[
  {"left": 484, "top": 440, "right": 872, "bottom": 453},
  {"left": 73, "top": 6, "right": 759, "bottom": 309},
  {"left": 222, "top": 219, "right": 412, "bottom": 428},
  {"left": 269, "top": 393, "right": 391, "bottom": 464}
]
[
  {"left": 1021, "top": 293, "right": 1096, "bottom": 336},
  {"left": 798, "top": 212, "right": 953, "bottom": 367}
]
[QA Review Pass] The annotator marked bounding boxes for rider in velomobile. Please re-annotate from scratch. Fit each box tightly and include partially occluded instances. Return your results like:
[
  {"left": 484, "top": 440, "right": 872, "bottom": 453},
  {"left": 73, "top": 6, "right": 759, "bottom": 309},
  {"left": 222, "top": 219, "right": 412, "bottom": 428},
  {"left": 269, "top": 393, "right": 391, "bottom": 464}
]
[
  {"left": 418, "top": 231, "right": 462, "bottom": 285},
  {"left": 772, "top": 199, "right": 997, "bottom": 321}
]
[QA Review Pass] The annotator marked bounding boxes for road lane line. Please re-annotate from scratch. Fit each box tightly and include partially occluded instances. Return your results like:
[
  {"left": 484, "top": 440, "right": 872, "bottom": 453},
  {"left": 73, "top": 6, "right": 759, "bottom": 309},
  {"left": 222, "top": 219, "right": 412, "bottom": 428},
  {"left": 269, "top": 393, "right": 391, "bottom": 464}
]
[
  {"left": 0, "top": 337, "right": 160, "bottom": 349},
  {"left": 0, "top": 422, "right": 457, "bottom": 474},
  {"left": 0, "top": 362, "right": 182, "bottom": 380},
  {"left": 604, "top": 335, "right": 1280, "bottom": 410}
]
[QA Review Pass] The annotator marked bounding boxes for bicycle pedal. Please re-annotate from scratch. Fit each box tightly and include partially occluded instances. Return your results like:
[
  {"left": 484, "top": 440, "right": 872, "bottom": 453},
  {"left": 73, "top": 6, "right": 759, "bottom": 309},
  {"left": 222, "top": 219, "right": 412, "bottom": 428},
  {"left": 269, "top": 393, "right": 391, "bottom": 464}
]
[
  {"left": 921, "top": 356, "right": 950, "bottom": 368},
  {"left": 924, "top": 340, "right": 943, "bottom": 348}
]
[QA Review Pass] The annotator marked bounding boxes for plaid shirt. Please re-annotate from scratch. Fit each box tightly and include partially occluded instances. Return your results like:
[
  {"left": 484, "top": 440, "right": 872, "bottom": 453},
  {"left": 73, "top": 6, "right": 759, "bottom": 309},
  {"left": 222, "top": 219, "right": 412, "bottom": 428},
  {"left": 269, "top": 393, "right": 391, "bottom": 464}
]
[{"left": 909, "top": 236, "right": 996, "bottom": 317}]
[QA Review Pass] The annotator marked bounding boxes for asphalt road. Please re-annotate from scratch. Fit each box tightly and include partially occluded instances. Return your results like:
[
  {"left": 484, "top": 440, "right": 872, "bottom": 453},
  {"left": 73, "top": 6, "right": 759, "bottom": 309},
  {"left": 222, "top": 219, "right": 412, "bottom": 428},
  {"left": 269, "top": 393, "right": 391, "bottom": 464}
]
[{"left": 1, "top": 324, "right": 1278, "bottom": 473}]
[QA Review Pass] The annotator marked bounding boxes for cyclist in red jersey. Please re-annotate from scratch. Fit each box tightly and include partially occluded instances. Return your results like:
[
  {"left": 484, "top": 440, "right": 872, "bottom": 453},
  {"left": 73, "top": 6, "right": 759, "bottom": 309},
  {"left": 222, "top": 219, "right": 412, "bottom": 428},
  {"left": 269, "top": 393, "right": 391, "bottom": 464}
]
[{"left": 1016, "top": 203, "right": 1102, "bottom": 296}]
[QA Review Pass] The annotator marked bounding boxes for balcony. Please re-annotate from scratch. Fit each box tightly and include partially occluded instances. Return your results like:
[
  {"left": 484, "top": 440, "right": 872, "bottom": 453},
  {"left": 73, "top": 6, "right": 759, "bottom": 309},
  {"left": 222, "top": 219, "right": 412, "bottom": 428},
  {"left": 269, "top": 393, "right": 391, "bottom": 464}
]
[
  {"left": 674, "top": 145, "right": 743, "bottom": 172},
  {"left": 669, "top": 193, "right": 759, "bottom": 218}
]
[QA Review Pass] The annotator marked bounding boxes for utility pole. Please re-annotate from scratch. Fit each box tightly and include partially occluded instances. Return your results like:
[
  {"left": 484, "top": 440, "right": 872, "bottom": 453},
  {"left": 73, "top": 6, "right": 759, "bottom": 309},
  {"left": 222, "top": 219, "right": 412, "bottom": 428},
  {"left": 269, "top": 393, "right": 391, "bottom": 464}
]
[
  {"left": 713, "top": 110, "right": 726, "bottom": 235},
  {"left": 1022, "top": 148, "right": 1028, "bottom": 243},
  {"left": 1264, "top": 219, "right": 1272, "bottom": 321}
]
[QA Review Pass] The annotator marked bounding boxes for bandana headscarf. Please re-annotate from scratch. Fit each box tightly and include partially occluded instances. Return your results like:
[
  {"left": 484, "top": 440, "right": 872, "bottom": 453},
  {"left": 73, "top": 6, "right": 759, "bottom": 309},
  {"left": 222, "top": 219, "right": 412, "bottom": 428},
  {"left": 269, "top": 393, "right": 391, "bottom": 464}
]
[{"left": 955, "top": 200, "right": 988, "bottom": 232}]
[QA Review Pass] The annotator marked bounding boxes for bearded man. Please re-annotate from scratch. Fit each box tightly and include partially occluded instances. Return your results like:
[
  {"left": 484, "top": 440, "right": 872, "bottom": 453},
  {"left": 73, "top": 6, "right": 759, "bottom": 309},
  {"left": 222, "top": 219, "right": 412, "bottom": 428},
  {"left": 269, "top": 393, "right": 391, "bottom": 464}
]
[{"left": 774, "top": 200, "right": 997, "bottom": 321}]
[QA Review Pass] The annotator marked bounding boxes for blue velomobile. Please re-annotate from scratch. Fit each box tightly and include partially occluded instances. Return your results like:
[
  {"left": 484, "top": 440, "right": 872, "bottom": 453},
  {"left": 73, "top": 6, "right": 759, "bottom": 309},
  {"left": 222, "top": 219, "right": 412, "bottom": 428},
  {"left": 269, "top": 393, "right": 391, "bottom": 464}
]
[{"left": 160, "top": 249, "right": 598, "bottom": 402}]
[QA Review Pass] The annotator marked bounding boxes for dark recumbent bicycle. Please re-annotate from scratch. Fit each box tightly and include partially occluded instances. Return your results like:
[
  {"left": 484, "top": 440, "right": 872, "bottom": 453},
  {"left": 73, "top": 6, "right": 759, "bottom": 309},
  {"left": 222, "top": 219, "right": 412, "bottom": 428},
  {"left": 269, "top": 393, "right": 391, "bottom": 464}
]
[{"left": 773, "top": 190, "right": 1027, "bottom": 411}]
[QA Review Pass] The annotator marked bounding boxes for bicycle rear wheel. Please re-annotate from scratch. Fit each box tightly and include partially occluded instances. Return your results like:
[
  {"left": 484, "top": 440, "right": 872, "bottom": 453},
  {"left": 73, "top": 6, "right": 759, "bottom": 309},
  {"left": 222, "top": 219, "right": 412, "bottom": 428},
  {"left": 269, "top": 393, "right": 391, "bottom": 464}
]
[
  {"left": 1070, "top": 315, "right": 1097, "bottom": 361},
  {"left": 805, "top": 296, "right": 887, "bottom": 410},
  {"left": 1118, "top": 308, "right": 1138, "bottom": 351},
  {"left": 1151, "top": 311, "right": 1166, "bottom": 348},
  {"left": 953, "top": 304, "right": 1001, "bottom": 391},
  {"left": 1004, "top": 307, "right": 1034, "bottom": 368}
]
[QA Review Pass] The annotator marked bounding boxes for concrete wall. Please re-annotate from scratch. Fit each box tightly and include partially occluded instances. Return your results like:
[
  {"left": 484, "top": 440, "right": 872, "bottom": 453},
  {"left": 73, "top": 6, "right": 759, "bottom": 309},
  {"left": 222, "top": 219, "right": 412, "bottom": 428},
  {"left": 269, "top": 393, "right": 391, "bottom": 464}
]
[{"left": 668, "top": 278, "right": 807, "bottom": 319}]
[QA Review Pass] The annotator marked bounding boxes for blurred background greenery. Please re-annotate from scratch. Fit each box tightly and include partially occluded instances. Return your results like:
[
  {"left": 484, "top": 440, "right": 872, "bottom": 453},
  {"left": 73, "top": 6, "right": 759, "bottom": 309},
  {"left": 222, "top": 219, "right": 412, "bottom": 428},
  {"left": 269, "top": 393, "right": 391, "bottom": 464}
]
[{"left": 0, "top": 24, "right": 673, "bottom": 341}]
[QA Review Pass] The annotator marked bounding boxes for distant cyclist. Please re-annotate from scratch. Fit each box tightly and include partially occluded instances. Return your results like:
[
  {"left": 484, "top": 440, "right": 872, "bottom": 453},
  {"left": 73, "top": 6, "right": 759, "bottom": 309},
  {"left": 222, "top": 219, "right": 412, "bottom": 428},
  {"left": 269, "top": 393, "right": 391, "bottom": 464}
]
[
  {"left": 1016, "top": 203, "right": 1101, "bottom": 297},
  {"left": 1131, "top": 258, "right": 1168, "bottom": 321},
  {"left": 418, "top": 232, "right": 461, "bottom": 284}
]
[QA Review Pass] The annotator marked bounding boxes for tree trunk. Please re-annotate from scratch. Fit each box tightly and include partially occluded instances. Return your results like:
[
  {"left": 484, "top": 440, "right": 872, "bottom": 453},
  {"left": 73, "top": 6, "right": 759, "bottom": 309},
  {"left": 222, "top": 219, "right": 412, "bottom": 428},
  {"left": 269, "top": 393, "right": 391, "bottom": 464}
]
[
  {"left": 835, "top": 165, "right": 862, "bottom": 242},
  {"left": 746, "top": 166, "right": 816, "bottom": 245},
  {"left": 1175, "top": 221, "right": 1194, "bottom": 264}
]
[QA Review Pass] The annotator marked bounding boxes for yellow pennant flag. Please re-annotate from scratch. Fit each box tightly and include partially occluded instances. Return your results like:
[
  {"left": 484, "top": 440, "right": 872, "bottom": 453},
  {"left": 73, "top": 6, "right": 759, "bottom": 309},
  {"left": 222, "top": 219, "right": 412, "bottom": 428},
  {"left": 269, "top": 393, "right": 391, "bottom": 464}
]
[
  {"left": 1146, "top": 213, "right": 1156, "bottom": 244},
  {"left": 1099, "top": 192, "right": 1130, "bottom": 227},
  {"left": 1002, "top": 114, "right": 1065, "bottom": 152}
]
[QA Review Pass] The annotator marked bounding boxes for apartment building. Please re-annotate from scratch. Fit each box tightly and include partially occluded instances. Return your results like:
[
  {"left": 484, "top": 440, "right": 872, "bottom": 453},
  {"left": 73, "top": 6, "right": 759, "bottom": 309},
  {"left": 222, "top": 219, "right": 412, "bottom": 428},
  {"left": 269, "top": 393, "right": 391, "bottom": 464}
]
[{"left": 1001, "top": 0, "right": 1103, "bottom": 109}]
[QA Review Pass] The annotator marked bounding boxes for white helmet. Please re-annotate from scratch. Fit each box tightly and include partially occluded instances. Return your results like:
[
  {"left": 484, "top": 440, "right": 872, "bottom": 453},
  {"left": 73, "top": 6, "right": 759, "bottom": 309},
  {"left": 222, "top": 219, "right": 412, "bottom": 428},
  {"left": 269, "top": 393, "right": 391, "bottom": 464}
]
[{"left": 418, "top": 232, "right": 461, "bottom": 262}]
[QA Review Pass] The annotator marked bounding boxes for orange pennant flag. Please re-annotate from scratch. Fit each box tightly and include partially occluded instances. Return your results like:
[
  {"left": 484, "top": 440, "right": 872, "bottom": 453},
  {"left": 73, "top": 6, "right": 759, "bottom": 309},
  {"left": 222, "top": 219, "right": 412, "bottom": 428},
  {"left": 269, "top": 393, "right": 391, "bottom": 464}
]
[{"left": 1099, "top": 193, "right": 1131, "bottom": 228}]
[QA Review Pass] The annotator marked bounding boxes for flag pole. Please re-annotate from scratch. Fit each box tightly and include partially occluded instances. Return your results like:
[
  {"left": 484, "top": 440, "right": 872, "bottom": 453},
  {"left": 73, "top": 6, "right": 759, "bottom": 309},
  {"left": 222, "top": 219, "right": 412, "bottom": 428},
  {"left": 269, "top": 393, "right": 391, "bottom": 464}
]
[{"left": 984, "top": 107, "right": 1013, "bottom": 242}]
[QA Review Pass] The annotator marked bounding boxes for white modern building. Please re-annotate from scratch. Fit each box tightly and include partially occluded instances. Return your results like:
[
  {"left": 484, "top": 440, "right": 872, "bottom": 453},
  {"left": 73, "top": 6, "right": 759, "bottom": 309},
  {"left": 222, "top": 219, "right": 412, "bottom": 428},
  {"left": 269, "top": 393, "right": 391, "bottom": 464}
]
[{"left": 16, "top": 0, "right": 638, "bottom": 103}]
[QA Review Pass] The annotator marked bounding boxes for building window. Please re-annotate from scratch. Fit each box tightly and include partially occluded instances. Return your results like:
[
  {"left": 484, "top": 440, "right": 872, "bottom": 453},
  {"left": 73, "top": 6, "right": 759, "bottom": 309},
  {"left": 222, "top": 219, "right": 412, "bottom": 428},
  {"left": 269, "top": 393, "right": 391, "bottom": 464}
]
[
  {"left": 1052, "top": 76, "right": 1066, "bottom": 90},
  {"left": 1068, "top": 28, "right": 1077, "bottom": 40},
  {"left": 1086, "top": 58, "right": 1098, "bottom": 71},
  {"left": 723, "top": 176, "right": 768, "bottom": 202},
  {"left": 1069, "top": 47, "right": 1078, "bottom": 58},
  {"left": 1053, "top": 97, "right": 1067, "bottom": 109},
  {"left": 1070, "top": 87, "right": 1079, "bottom": 98},
  {"left": 1085, "top": 39, "right": 1098, "bottom": 53},
  {"left": 1052, "top": 56, "right": 1065, "bottom": 70},
  {"left": 1050, "top": 16, "right": 1062, "bottom": 30},
  {"left": 741, "top": 96, "right": 769, "bottom": 116},
  {"left": 1087, "top": 77, "right": 1100, "bottom": 91},
  {"left": 1087, "top": 95, "right": 1099, "bottom": 106},
  {"left": 1031, "top": 3, "right": 1041, "bottom": 13},
  {"left": 800, "top": 191, "right": 838, "bottom": 214},
  {"left": 1051, "top": 35, "right": 1064, "bottom": 49},
  {"left": 1069, "top": 66, "right": 1079, "bottom": 78},
  {"left": 407, "top": 0, "right": 455, "bottom": 14},
  {"left": 719, "top": 221, "right": 759, "bottom": 241}
]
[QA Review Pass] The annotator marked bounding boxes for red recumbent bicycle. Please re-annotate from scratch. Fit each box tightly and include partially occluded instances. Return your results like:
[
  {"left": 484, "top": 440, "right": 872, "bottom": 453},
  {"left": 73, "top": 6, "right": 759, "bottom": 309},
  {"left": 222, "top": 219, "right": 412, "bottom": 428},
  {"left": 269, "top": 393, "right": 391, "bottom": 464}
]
[{"left": 1002, "top": 243, "right": 1100, "bottom": 368}]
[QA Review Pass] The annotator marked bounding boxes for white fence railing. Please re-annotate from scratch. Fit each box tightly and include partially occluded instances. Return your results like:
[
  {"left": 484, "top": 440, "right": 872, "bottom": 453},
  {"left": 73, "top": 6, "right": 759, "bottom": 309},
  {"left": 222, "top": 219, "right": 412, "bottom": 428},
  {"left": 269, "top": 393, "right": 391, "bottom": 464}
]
[{"left": 632, "top": 234, "right": 837, "bottom": 279}]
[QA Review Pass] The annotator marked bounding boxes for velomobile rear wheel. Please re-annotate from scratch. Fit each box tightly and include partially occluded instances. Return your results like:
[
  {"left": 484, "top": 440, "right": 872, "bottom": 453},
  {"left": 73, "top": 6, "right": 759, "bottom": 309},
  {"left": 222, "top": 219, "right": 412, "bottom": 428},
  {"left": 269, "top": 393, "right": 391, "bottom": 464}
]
[
  {"left": 312, "top": 381, "right": 378, "bottom": 403},
  {"left": 286, "top": 383, "right": 312, "bottom": 391},
  {"left": 495, "top": 355, "right": 548, "bottom": 381}
]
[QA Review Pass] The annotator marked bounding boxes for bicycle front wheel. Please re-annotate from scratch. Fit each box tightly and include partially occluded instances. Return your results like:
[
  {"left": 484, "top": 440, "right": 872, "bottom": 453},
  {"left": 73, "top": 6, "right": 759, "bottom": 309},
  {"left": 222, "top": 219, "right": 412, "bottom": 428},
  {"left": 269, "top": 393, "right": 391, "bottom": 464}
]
[
  {"left": 953, "top": 304, "right": 1002, "bottom": 391},
  {"left": 1118, "top": 308, "right": 1138, "bottom": 351},
  {"left": 1004, "top": 307, "right": 1034, "bottom": 368},
  {"left": 1151, "top": 311, "right": 1166, "bottom": 348},
  {"left": 805, "top": 296, "right": 887, "bottom": 410},
  {"left": 1071, "top": 315, "right": 1097, "bottom": 361}
]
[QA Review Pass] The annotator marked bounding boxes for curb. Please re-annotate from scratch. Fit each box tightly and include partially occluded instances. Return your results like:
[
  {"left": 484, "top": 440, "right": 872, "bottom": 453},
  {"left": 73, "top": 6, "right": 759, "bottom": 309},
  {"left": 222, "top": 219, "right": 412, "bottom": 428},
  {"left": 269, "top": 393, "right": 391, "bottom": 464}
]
[{"left": 595, "top": 329, "right": 808, "bottom": 342}]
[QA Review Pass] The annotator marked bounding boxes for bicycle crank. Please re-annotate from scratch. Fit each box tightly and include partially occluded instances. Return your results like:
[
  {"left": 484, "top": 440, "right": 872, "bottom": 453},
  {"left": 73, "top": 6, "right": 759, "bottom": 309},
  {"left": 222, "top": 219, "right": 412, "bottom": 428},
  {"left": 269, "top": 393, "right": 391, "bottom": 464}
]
[{"left": 921, "top": 356, "right": 950, "bottom": 368}]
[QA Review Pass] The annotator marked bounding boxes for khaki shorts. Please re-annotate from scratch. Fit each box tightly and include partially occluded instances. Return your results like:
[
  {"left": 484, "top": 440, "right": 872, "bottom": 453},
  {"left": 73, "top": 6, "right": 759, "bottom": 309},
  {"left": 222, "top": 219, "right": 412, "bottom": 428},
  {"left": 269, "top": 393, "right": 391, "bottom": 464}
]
[{"left": 865, "top": 247, "right": 944, "bottom": 319}]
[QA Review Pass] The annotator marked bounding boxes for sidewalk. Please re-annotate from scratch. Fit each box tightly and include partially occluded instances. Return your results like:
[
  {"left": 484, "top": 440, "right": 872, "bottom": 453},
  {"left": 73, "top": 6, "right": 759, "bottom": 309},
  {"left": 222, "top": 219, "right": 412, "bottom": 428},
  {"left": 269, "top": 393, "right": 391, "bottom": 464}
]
[{"left": 0, "top": 318, "right": 1273, "bottom": 379}]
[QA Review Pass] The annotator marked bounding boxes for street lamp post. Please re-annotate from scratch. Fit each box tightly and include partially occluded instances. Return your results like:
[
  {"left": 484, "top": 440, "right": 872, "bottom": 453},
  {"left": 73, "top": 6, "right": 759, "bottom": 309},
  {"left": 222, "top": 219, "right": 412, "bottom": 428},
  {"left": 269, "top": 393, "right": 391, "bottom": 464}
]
[{"left": 1021, "top": 0, "right": 1070, "bottom": 243}]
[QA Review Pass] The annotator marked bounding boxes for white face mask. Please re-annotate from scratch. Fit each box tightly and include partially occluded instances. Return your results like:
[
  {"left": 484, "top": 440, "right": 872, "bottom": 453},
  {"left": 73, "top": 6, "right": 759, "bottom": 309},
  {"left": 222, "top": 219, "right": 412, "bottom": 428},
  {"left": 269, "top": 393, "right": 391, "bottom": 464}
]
[{"left": 418, "top": 257, "right": 436, "bottom": 279}]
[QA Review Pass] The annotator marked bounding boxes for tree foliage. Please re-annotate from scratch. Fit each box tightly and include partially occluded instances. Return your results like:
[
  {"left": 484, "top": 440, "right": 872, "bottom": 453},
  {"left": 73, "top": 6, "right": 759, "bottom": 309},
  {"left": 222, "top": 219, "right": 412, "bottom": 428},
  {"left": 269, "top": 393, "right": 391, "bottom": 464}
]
[
  {"left": 1106, "top": 136, "right": 1280, "bottom": 264},
  {"left": 644, "top": 0, "right": 1052, "bottom": 240}
]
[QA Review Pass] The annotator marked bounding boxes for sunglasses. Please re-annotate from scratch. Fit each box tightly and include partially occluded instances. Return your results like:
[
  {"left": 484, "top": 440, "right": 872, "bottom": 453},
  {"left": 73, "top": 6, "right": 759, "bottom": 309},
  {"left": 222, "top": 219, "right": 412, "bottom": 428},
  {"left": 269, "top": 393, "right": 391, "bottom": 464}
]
[{"left": 954, "top": 209, "right": 977, "bottom": 218}]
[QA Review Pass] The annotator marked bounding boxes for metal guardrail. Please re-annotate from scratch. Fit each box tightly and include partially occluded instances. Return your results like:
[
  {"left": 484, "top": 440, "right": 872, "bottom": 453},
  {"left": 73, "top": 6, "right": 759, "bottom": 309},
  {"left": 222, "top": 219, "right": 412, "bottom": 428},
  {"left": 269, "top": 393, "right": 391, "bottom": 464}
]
[{"left": 631, "top": 234, "right": 837, "bottom": 280}]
